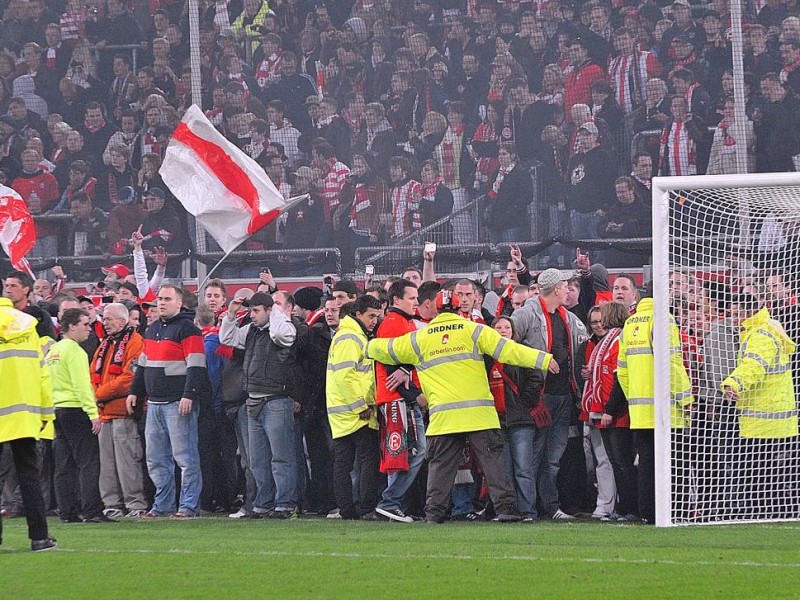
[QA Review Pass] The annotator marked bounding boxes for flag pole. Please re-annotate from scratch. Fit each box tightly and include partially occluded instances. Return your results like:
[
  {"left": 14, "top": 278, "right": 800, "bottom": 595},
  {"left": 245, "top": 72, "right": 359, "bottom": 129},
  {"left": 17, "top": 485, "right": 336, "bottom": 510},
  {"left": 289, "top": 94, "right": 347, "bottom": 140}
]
[{"left": 197, "top": 193, "right": 310, "bottom": 291}]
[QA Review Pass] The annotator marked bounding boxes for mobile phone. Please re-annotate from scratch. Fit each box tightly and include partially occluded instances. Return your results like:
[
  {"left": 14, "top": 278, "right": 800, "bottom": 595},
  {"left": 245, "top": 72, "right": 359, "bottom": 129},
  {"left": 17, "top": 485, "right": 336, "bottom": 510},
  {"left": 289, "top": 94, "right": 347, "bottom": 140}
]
[
  {"left": 101, "top": 296, "right": 114, "bottom": 304},
  {"left": 261, "top": 267, "right": 270, "bottom": 274},
  {"left": 424, "top": 242, "right": 436, "bottom": 253},
  {"left": 365, "top": 264, "right": 374, "bottom": 275}
]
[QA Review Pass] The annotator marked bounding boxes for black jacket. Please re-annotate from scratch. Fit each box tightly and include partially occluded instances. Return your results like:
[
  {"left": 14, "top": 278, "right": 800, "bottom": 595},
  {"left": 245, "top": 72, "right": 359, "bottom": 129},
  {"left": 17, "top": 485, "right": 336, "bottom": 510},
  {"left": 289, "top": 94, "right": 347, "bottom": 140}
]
[
  {"left": 484, "top": 164, "right": 534, "bottom": 232},
  {"left": 296, "top": 321, "right": 334, "bottom": 419},
  {"left": 489, "top": 361, "right": 544, "bottom": 429},
  {"left": 242, "top": 315, "right": 306, "bottom": 399},
  {"left": 420, "top": 183, "right": 454, "bottom": 245},
  {"left": 566, "top": 146, "right": 616, "bottom": 214}
]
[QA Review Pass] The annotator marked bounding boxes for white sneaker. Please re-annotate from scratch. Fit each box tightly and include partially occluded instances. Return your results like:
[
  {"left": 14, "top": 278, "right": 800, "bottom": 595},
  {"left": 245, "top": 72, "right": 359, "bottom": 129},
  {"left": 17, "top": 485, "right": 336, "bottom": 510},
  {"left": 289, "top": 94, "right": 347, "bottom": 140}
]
[
  {"left": 326, "top": 509, "right": 341, "bottom": 520},
  {"left": 552, "top": 509, "right": 576, "bottom": 521},
  {"left": 228, "top": 508, "right": 248, "bottom": 519},
  {"left": 103, "top": 508, "right": 125, "bottom": 519},
  {"left": 125, "top": 509, "right": 147, "bottom": 518}
]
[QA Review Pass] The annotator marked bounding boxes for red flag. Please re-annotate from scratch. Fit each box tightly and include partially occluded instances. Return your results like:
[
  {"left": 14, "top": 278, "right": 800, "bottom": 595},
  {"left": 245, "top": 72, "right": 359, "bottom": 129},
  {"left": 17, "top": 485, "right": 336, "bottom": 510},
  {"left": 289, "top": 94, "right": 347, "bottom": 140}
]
[
  {"left": 160, "top": 105, "right": 294, "bottom": 254},
  {"left": 0, "top": 184, "right": 37, "bottom": 270}
]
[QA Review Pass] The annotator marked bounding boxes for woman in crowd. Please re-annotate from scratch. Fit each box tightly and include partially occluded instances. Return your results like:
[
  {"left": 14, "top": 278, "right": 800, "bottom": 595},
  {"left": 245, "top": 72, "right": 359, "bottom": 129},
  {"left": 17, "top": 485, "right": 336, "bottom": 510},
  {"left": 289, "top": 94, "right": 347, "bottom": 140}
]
[
  {"left": 488, "top": 316, "right": 545, "bottom": 522},
  {"left": 468, "top": 99, "right": 503, "bottom": 195},
  {"left": 418, "top": 159, "right": 454, "bottom": 245},
  {"left": 595, "top": 301, "right": 638, "bottom": 521},
  {"left": 578, "top": 305, "right": 617, "bottom": 520}
]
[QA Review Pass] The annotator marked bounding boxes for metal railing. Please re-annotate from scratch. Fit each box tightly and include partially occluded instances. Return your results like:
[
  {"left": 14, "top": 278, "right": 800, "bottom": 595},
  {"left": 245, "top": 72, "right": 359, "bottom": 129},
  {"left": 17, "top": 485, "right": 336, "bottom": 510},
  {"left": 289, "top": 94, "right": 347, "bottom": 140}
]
[
  {"left": 355, "top": 243, "right": 494, "bottom": 276},
  {"left": 194, "top": 247, "right": 342, "bottom": 278}
]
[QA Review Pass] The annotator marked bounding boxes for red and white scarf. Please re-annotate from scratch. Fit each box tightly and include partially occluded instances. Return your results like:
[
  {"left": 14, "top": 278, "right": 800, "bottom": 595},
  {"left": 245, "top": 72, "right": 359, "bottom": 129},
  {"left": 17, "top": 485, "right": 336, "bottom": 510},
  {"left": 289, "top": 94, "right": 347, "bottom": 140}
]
[
  {"left": 489, "top": 163, "right": 514, "bottom": 199},
  {"left": 91, "top": 326, "right": 133, "bottom": 384},
  {"left": 435, "top": 125, "right": 464, "bottom": 189}
]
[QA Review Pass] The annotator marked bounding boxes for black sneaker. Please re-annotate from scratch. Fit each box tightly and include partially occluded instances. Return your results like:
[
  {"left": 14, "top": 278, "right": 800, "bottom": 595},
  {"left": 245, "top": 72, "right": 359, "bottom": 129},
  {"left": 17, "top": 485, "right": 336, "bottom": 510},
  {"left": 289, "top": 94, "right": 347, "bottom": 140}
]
[
  {"left": 83, "top": 514, "right": 118, "bottom": 523},
  {"left": 60, "top": 516, "right": 81, "bottom": 523},
  {"left": 267, "top": 508, "right": 298, "bottom": 520},
  {"left": 375, "top": 507, "right": 414, "bottom": 523},
  {"left": 31, "top": 537, "right": 58, "bottom": 552},
  {"left": 493, "top": 512, "right": 523, "bottom": 523},
  {"left": 451, "top": 510, "right": 484, "bottom": 522}
]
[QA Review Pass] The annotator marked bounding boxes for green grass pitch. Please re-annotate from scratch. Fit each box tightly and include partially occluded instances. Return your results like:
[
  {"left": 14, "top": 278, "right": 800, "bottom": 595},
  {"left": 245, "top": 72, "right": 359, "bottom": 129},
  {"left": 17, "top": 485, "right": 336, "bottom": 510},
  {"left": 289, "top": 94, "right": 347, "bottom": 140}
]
[{"left": 2, "top": 518, "right": 799, "bottom": 598}]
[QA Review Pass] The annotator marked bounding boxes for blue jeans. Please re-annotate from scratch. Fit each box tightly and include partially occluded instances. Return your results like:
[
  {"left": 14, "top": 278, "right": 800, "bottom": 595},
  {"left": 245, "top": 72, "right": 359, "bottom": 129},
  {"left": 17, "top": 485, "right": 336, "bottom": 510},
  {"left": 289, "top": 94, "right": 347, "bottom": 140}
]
[
  {"left": 535, "top": 393, "right": 573, "bottom": 516},
  {"left": 377, "top": 406, "right": 426, "bottom": 512},
  {"left": 233, "top": 404, "right": 257, "bottom": 512},
  {"left": 507, "top": 426, "right": 543, "bottom": 518},
  {"left": 248, "top": 397, "right": 298, "bottom": 510},
  {"left": 145, "top": 401, "right": 202, "bottom": 516},
  {"left": 450, "top": 482, "right": 476, "bottom": 517}
]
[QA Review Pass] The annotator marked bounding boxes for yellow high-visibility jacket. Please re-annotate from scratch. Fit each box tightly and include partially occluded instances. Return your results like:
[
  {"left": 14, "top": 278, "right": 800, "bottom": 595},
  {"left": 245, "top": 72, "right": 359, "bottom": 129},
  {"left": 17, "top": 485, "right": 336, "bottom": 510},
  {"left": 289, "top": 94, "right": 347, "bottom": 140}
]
[
  {"left": 366, "top": 311, "right": 552, "bottom": 436},
  {"left": 0, "top": 298, "right": 53, "bottom": 443},
  {"left": 722, "top": 308, "right": 798, "bottom": 439},
  {"left": 617, "top": 298, "right": 694, "bottom": 429},
  {"left": 326, "top": 315, "right": 377, "bottom": 439}
]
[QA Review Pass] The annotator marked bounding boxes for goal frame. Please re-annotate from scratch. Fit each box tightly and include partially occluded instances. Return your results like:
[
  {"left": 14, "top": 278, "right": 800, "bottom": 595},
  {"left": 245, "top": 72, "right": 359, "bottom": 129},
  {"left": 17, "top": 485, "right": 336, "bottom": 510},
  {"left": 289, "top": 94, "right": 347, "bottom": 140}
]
[{"left": 652, "top": 173, "right": 800, "bottom": 527}]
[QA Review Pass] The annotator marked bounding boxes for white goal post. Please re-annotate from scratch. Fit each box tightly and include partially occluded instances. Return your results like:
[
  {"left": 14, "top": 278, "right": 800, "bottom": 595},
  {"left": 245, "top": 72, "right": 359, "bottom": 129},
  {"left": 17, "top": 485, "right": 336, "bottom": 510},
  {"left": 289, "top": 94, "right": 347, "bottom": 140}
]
[{"left": 652, "top": 173, "right": 800, "bottom": 527}]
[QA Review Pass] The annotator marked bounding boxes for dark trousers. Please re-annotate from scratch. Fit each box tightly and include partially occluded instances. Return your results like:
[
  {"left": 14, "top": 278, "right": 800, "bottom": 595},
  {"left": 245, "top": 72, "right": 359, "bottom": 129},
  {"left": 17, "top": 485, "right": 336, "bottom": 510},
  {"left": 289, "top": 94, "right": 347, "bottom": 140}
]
[
  {"left": 54, "top": 408, "right": 103, "bottom": 520},
  {"left": 0, "top": 438, "right": 49, "bottom": 542},
  {"left": 333, "top": 426, "right": 383, "bottom": 519},
  {"left": 426, "top": 429, "right": 517, "bottom": 522},
  {"left": 557, "top": 430, "right": 589, "bottom": 514},
  {"left": 199, "top": 411, "right": 236, "bottom": 511},
  {"left": 601, "top": 427, "right": 638, "bottom": 517},
  {"left": 304, "top": 415, "right": 336, "bottom": 513},
  {"left": 634, "top": 429, "right": 655, "bottom": 523}
]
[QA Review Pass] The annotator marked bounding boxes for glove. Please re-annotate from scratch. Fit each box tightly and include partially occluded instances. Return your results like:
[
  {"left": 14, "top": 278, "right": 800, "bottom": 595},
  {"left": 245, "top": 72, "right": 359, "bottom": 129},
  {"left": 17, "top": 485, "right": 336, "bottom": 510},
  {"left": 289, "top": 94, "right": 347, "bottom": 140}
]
[{"left": 529, "top": 402, "right": 552, "bottom": 429}]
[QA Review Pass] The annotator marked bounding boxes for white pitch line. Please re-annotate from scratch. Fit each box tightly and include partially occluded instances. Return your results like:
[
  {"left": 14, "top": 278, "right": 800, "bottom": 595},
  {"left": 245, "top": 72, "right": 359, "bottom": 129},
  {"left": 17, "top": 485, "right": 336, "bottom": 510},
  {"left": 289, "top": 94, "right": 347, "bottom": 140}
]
[{"left": 3, "top": 547, "right": 800, "bottom": 569}]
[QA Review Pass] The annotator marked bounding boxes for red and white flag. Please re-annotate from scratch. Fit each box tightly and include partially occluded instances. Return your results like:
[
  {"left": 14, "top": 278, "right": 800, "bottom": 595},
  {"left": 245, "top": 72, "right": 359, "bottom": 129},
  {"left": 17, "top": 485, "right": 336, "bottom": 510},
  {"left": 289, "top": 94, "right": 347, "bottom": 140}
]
[
  {"left": 0, "top": 184, "right": 37, "bottom": 273},
  {"left": 160, "top": 105, "right": 291, "bottom": 254}
]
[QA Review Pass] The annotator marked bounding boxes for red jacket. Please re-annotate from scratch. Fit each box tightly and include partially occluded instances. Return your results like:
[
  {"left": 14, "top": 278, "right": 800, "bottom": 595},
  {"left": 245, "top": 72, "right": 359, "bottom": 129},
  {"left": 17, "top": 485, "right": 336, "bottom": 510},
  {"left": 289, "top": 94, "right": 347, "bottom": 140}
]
[
  {"left": 564, "top": 62, "right": 606, "bottom": 122},
  {"left": 12, "top": 170, "right": 60, "bottom": 238},
  {"left": 580, "top": 328, "right": 629, "bottom": 428},
  {"left": 375, "top": 307, "right": 421, "bottom": 406}
]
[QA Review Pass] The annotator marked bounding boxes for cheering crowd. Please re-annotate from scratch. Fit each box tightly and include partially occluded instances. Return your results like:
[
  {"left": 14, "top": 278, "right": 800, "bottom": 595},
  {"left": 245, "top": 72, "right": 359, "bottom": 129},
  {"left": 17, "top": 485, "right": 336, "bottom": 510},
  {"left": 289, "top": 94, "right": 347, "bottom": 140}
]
[
  {"left": 1, "top": 239, "right": 799, "bottom": 553},
  {"left": 0, "top": 0, "right": 800, "bottom": 275}
]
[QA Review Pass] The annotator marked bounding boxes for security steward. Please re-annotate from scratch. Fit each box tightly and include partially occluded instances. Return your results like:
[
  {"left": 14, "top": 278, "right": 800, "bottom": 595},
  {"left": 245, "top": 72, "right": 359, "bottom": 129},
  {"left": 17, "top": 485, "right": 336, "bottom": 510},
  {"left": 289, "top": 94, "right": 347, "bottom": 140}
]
[
  {"left": 365, "top": 289, "right": 556, "bottom": 524},
  {"left": 326, "top": 295, "right": 384, "bottom": 520},
  {"left": 0, "top": 297, "right": 57, "bottom": 551},
  {"left": 722, "top": 293, "right": 798, "bottom": 516},
  {"left": 617, "top": 285, "right": 694, "bottom": 524}
]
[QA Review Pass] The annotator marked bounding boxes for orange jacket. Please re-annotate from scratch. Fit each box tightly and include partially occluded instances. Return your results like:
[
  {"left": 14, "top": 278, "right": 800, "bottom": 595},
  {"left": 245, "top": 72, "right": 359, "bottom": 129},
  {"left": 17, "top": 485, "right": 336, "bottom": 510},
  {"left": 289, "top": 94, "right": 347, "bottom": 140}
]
[{"left": 92, "top": 330, "right": 144, "bottom": 420}]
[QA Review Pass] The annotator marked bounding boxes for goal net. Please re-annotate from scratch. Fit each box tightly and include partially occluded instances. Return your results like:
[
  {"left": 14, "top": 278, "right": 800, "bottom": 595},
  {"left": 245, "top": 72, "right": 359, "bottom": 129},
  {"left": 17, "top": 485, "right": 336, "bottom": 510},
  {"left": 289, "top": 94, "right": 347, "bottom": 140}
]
[{"left": 652, "top": 173, "right": 800, "bottom": 526}]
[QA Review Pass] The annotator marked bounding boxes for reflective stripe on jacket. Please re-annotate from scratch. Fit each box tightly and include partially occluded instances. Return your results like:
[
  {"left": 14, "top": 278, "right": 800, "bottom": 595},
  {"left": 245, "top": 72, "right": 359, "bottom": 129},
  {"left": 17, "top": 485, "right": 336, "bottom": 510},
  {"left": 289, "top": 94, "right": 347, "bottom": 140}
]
[
  {"left": 721, "top": 308, "right": 798, "bottom": 439},
  {"left": 0, "top": 298, "right": 54, "bottom": 443},
  {"left": 366, "top": 311, "right": 552, "bottom": 436},
  {"left": 326, "top": 316, "right": 377, "bottom": 439},
  {"left": 617, "top": 298, "right": 694, "bottom": 429}
]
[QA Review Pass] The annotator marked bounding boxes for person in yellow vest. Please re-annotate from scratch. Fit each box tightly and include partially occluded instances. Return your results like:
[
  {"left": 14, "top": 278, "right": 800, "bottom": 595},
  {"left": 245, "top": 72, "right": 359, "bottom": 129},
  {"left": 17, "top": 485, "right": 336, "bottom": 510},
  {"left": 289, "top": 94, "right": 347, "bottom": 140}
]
[
  {"left": 0, "top": 296, "right": 56, "bottom": 551},
  {"left": 47, "top": 308, "right": 115, "bottom": 524},
  {"left": 722, "top": 293, "right": 798, "bottom": 517},
  {"left": 326, "top": 295, "right": 384, "bottom": 520},
  {"left": 365, "top": 288, "right": 555, "bottom": 524},
  {"left": 617, "top": 284, "right": 694, "bottom": 524}
]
